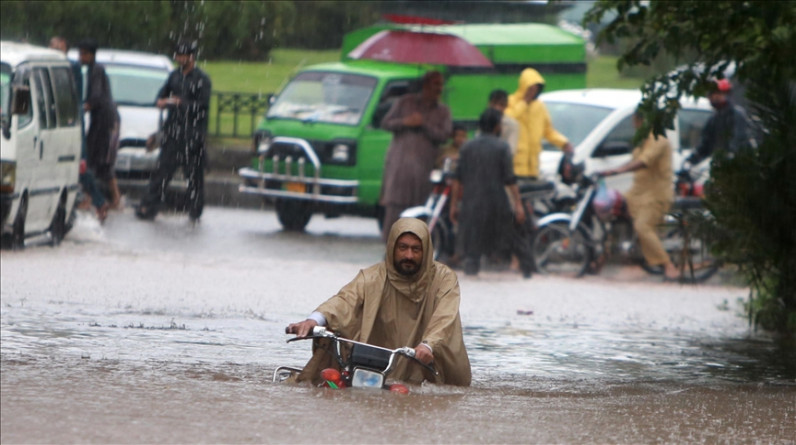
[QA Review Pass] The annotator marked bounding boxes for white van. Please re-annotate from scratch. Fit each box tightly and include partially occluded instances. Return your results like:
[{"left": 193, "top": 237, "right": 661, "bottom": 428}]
[
  {"left": 1, "top": 41, "right": 81, "bottom": 248},
  {"left": 537, "top": 88, "right": 713, "bottom": 193}
]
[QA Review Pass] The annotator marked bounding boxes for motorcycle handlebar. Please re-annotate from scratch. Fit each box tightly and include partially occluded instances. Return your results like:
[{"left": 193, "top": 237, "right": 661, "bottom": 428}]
[{"left": 285, "top": 328, "right": 437, "bottom": 375}]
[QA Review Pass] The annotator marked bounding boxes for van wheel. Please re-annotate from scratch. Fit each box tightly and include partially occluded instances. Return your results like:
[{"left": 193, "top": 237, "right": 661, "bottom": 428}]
[
  {"left": 50, "top": 194, "right": 67, "bottom": 246},
  {"left": 275, "top": 199, "right": 312, "bottom": 231},
  {"left": 11, "top": 195, "right": 28, "bottom": 250}
]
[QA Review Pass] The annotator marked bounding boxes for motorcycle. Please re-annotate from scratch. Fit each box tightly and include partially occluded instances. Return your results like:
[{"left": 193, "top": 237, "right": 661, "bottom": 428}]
[
  {"left": 274, "top": 326, "right": 437, "bottom": 393},
  {"left": 532, "top": 164, "right": 720, "bottom": 283}
]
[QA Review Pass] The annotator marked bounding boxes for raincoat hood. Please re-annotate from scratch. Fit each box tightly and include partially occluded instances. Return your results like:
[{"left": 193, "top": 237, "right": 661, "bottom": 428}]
[
  {"left": 510, "top": 68, "right": 545, "bottom": 105},
  {"left": 385, "top": 218, "right": 437, "bottom": 302}
]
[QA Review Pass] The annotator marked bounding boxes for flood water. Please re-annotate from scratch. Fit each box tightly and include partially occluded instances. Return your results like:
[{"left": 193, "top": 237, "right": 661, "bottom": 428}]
[{"left": 2, "top": 207, "right": 794, "bottom": 443}]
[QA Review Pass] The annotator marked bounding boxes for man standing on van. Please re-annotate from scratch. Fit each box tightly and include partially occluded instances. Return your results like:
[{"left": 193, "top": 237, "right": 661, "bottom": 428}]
[
  {"left": 136, "top": 40, "right": 211, "bottom": 222},
  {"left": 379, "top": 71, "right": 452, "bottom": 241},
  {"left": 78, "top": 39, "right": 121, "bottom": 211},
  {"left": 506, "top": 68, "right": 573, "bottom": 180}
]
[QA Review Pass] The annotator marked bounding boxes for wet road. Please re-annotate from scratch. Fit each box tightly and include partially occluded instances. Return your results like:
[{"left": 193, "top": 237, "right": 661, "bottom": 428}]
[{"left": 2, "top": 207, "right": 794, "bottom": 443}]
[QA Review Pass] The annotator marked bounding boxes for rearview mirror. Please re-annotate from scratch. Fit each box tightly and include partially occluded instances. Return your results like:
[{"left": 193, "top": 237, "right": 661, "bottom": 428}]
[
  {"left": 593, "top": 140, "right": 632, "bottom": 158},
  {"left": 11, "top": 86, "right": 31, "bottom": 115}
]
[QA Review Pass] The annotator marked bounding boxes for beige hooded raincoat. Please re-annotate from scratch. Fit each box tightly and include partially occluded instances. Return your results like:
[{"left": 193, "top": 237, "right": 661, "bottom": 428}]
[{"left": 297, "top": 218, "right": 472, "bottom": 386}]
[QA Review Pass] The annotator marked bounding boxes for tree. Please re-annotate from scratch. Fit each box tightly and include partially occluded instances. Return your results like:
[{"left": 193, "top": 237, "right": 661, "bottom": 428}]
[
  {"left": 582, "top": 1, "right": 796, "bottom": 336},
  {"left": 0, "top": 1, "right": 379, "bottom": 59}
]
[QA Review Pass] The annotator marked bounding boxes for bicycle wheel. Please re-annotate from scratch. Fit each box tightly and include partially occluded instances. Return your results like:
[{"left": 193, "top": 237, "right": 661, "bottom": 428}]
[
  {"left": 533, "top": 221, "right": 593, "bottom": 277},
  {"left": 660, "top": 223, "right": 720, "bottom": 283}
]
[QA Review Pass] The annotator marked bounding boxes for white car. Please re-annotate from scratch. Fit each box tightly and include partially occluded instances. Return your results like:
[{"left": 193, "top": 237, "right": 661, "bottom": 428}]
[
  {"left": 69, "top": 48, "right": 173, "bottom": 190},
  {"left": 538, "top": 88, "right": 713, "bottom": 193}
]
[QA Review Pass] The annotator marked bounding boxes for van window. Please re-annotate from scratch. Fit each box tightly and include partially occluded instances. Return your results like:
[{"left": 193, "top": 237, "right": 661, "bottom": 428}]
[
  {"left": 51, "top": 67, "right": 78, "bottom": 127},
  {"left": 601, "top": 114, "right": 635, "bottom": 149},
  {"left": 32, "top": 69, "right": 48, "bottom": 129},
  {"left": 10, "top": 66, "right": 33, "bottom": 128},
  {"left": 678, "top": 108, "right": 712, "bottom": 151},
  {"left": 37, "top": 68, "right": 57, "bottom": 129},
  {"left": 104, "top": 65, "right": 169, "bottom": 107},
  {"left": 542, "top": 101, "right": 613, "bottom": 151},
  {"left": 1, "top": 63, "right": 10, "bottom": 128},
  {"left": 372, "top": 80, "right": 412, "bottom": 128},
  {"left": 267, "top": 71, "right": 377, "bottom": 126}
]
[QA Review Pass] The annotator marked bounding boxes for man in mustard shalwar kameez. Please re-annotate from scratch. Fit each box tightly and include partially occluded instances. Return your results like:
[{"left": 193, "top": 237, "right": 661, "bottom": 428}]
[
  {"left": 286, "top": 218, "right": 471, "bottom": 386},
  {"left": 600, "top": 110, "right": 679, "bottom": 280}
]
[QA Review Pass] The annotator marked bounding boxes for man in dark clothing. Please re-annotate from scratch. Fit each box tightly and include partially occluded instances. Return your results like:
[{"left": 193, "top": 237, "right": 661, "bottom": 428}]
[
  {"left": 686, "top": 79, "right": 755, "bottom": 166},
  {"left": 78, "top": 39, "right": 120, "bottom": 211},
  {"left": 136, "top": 40, "right": 212, "bottom": 222},
  {"left": 449, "top": 108, "right": 534, "bottom": 278}
]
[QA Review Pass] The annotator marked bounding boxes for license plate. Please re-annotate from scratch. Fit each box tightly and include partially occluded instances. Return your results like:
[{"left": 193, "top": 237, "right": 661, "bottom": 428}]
[
  {"left": 285, "top": 182, "right": 306, "bottom": 193},
  {"left": 351, "top": 368, "right": 384, "bottom": 388},
  {"left": 116, "top": 156, "right": 132, "bottom": 171}
]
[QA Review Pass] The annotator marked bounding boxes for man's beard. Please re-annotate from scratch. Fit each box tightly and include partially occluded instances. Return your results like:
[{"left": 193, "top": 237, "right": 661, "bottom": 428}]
[{"left": 394, "top": 259, "right": 421, "bottom": 276}]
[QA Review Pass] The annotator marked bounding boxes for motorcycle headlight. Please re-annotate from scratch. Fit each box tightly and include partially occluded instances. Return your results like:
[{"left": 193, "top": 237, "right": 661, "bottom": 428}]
[{"left": 0, "top": 161, "right": 16, "bottom": 193}]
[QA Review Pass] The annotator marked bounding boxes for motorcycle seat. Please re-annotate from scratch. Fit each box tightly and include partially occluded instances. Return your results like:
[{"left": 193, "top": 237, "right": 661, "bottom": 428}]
[
  {"left": 672, "top": 196, "right": 704, "bottom": 210},
  {"left": 518, "top": 180, "right": 555, "bottom": 197}
]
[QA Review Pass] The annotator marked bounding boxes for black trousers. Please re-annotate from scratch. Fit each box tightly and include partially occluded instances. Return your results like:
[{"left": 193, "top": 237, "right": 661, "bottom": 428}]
[
  {"left": 142, "top": 143, "right": 205, "bottom": 219},
  {"left": 461, "top": 206, "right": 534, "bottom": 276}
]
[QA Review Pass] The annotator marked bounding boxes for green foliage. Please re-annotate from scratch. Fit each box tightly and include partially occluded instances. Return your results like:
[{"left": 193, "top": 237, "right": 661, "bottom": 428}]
[
  {"left": 0, "top": 1, "right": 172, "bottom": 52},
  {"left": 0, "top": 1, "right": 379, "bottom": 60},
  {"left": 281, "top": 1, "right": 382, "bottom": 49},
  {"left": 586, "top": 55, "right": 645, "bottom": 89},
  {"left": 584, "top": 0, "right": 796, "bottom": 335}
]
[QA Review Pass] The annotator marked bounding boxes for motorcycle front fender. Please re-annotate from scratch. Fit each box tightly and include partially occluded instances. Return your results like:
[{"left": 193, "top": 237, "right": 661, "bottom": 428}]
[
  {"left": 537, "top": 212, "right": 599, "bottom": 250},
  {"left": 537, "top": 212, "right": 573, "bottom": 228},
  {"left": 400, "top": 206, "right": 432, "bottom": 220}
]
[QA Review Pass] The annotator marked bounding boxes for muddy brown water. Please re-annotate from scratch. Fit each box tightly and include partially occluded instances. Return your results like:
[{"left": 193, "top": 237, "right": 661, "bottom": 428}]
[{"left": 2, "top": 208, "right": 794, "bottom": 443}]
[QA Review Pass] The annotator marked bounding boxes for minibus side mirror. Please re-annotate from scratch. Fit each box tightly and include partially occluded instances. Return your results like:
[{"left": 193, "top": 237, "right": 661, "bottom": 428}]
[{"left": 11, "top": 86, "right": 31, "bottom": 115}]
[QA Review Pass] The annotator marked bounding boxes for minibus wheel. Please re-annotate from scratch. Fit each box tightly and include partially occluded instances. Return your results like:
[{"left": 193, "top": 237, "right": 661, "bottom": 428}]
[
  {"left": 11, "top": 194, "right": 27, "bottom": 249},
  {"left": 50, "top": 193, "right": 67, "bottom": 246}
]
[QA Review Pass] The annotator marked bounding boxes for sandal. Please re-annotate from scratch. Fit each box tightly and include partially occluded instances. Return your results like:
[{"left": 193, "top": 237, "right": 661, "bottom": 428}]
[
  {"left": 135, "top": 205, "right": 156, "bottom": 221},
  {"left": 96, "top": 203, "right": 109, "bottom": 224}
]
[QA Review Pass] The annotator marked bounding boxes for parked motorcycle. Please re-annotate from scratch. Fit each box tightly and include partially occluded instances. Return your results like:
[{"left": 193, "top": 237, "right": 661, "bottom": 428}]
[
  {"left": 532, "top": 165, "right": 720, "bottom": 283},
  {"left": 274, "top": 326, "right": 437, "bottom": 393}
]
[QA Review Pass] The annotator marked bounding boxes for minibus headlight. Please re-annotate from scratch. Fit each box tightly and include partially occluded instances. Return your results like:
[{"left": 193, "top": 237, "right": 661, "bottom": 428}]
[
  {"left": 253, "top": 129, "right": 273, "bottom": 155},
  {"left": 0, "top": 161, "right": 16, "bottom": 193},
  {"left": 331, "top": 143, "right": 351, "bottom": 163},
  {"left": 328, "top": 139, "right": 357, "bottom": 166}
]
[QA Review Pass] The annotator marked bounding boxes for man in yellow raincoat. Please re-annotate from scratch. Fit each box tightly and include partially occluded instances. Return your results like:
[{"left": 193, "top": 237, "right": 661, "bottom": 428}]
[
  {"left": 286, "top": 218, "right": 471, "bottom": 386},
  {"left": 600, "top": 110, "right": 679, "bottom": 280},
  {"left": 505, "top": 68, "right": 573, "bottom": 178}
]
